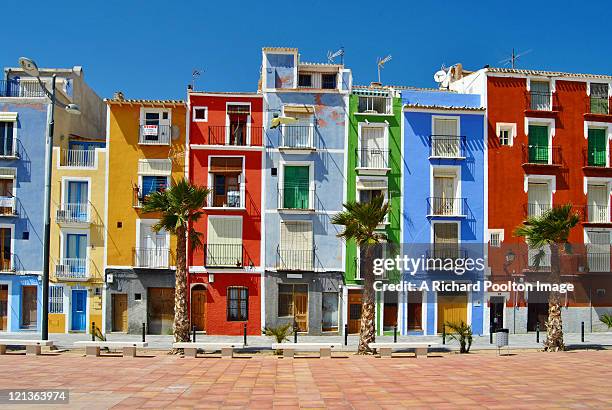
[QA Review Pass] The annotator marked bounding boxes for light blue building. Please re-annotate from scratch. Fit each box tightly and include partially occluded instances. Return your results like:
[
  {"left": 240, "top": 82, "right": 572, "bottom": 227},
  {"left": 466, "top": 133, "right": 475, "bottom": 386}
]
[
  {"left": 261, "top": 47, "right": 351, "bottom": 335},
  {"left": 0, "top": 66, "right": 104, "bottom": 333},
  {"left": 399, "top": 89, "right": 486, "bottom": 336}
]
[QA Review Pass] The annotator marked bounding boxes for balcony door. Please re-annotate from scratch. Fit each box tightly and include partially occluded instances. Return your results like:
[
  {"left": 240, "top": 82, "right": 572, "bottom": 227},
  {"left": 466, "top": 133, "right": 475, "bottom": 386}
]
[
  {"left": 360, "top": 126, "right": 386, "bottom": 168},
  {"left": 433, "top": 174, "right": 456, "bottom": 215},
  {"left": 530, "top": 81, "right": 551, "bottom": 110},
  {"left": 207, "top": 217, "right": 242, "bottom": 267},
  {"left": 280, "top": 221, "right": 313, "bottom": 270},
  {"left": 67, "top": 181, "right": 88, "bottom": 221},
  {"left": 65, "top": 234, "right": 86, "bottom": 274},
  {"left": 0, "top": 228, "right": 10, "bottom": 271},
  {"left": 587, "top": 185, "right": 609, "bottom": 223},
  {"left": 139, "top": 223, "right": 168, "bottom": 268},
  {"left": 283, "top": 166, "right": 310, "bottom": 209},
  {"left": 210, "top": 157, "right": 243, "bottom": 208},
  {"left": 0, "top": 179, "right": 13, "bottom": 215},
  {"left": 433, "top": 223, "right": 458, "bottom": 259},
  {"left": 0, "top": 284, "right": 7, "bottom": 331},
  {"left": 527, "top": 182, "right": 551, "bottom": 217},
  {"left": 227, "top": 104, "right": 250, "bottom": 146},
  {"left": 587, "top": 230, "right": 610, "bottom": 272},
  {"left": 528, "top": 125, "right": 549, "bottom": 163},
  {"left": 143, "top": 110, "right": 170, "bottom": 143},
  {"left": 0, "top": 121, "right": 14, "bottom": 156},
  {"left": 433, "top": 118, "right": 459, "bottom": 157},
  {"left": 587, "top": 128, "right": 607, "bottom": 167}
]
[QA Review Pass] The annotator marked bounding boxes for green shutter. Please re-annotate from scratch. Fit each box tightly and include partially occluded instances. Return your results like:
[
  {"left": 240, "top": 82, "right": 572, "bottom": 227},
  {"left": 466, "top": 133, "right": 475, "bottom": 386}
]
[
  {"left": 528, "top": 125, "right": 549, "bottom": 163},
  {"left": 283, "top": 166, "right": 310, "bottom": 209},
  {"left": 588, "top": 128, "right": 607, "bottom": 167}
]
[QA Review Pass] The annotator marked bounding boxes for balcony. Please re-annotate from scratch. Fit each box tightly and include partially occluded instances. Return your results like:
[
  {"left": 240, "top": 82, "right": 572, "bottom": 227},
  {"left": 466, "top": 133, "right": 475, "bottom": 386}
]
[
  {"left": 134, "top": 247, "right": 170, "bottom": 269},
  {"left": 139, "top": 124, "right": 171, "bottom": 145},
  {"left": 133, "top": 184, "right": 168, "bottom": 208},
  {"left": 521, "top": 144, "right": 562, "bottom": 167},
  {"left": 278, "top": 187, "right": 315, "bottom": 211},
  {"left": 55, "top": 258, "right": 89, "bottom": 281},
  {"left": 279, "top": 125, "right": 315, "bottom": 152},
  {"left": 0, "top": 80, "right": 46, "bottom": 98},
  {"left": 204, "top": 125, "right": 263, "bottom": 146},
  {"left": 357, "top": 96, "right": 393, "bottom": 115},
  {"left": 204, "top": 243, "right": 244, "bottom": 267},
  {"left": 207, "top": 184, "right": 245, "bottom": 209},
  {"left": 276, "top": 247, "right": 315, "bottom": 271},
  {"left": 589, "top": 96, "right": 610, "bottom": 116},
  {"left": 586, "top": 251, "right": 611, "bottom": 272},
  {"left": 0, "top": 196, "right": 16, "bottom": 217},
  {"left": 429, "top": 135, "right": 466, "bottom": 159},
  {"left": 59, "top": 149, "right": 96, "bottom": 168},
  {"left": 356, "top": 148, "right": 390, "bottom": 175},
  {"left": 526, "top": 202, "right": 552, "bottom": 218},
  {"left": 527, "top": 248, "right": 551, "bottom": 269},
  {"left": 585, "top": 204, "right": 611, "bottom": 224},
  {"left": 526, "top": 91, "right": 558, "bottom": 112},
  {"left": 56, "top": 203, "right": 91, "bottom": 225},
  {"left": 426, "top": 197, "right": 466, "bottom": 217}
]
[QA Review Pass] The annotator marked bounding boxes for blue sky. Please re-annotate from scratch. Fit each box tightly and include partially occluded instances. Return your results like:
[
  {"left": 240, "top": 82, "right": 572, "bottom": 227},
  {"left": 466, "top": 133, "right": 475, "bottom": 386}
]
[{"left": 3, "top": 1, "right": 611, "bottom": 100}]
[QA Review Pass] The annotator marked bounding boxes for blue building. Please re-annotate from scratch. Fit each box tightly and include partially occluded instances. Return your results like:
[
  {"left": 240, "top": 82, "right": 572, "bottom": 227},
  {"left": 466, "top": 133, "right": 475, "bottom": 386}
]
[
  {"left": 0, "top": 66, "right": 104, "bottom": 333},
  {"left": 399, "top": 89, "right": 486, "bottom": 336},
  {"left": 261, "top": 47, "right": 351, "bottom": 335}
]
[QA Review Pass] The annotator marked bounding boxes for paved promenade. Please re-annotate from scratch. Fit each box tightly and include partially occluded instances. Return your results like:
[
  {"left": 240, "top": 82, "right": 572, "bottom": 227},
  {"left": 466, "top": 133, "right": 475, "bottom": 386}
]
[{"left": 1, "top": 350, "right": 611, "bottom": 408}]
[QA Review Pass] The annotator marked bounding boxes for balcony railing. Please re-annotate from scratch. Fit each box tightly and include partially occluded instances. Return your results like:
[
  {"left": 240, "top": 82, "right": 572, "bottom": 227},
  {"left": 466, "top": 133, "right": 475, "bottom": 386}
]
[
  {"left": 205, "top": 125, "right": 263, "bottom": 146},
  {"left": 427, "top": 197, "right": 466, "bottom": 217},
  {"left": 586, "top": 204, "right": 610, "bottom": 223},
  {"left": 357, "top": 96, "right": 393, "bottom": 115},
  {"left": 0, "top": 196, "right": 16, "bottom": 216},
  {"left": 278, "top": 186, "right": 315, "bottom": 210},
  {"left": 139, "top": 124, "right": 171, "bottom": 145},
  {"left": 0, "top": 138, "right": 18, "bottom": 159},
  {"left": 60, "top": 149, "right": 96, "bottom": 168},
  {"left": 204, "top": 244, "right": 244, "bottom": 267},
  {"left": 528, "top": 248, "right": 551, "bottom": 268},
  {"left": 590, "top": 96, "right": 610, "bottom": 115},
  {"left": 429, "top": 135, "right": 466, "bottom": 159},
  {"left": 527, "top": 202, "right": 552, "bottom": 218},
  {"left": 276, "top": 247, "right": 315, "bottom": 271},
  {"left": 55, "top": 258, "right": 88, "bottom": 280},
  {"left": 522, "top": 144, "right": 562, "bottom": 166},
  {"left": 280, "top": 125, "right": 315, "bottom": 149},
  {"left": 0, "top": 80, "right": 46, "bottom": 98},
  {"left": 356, "top": 148, "right": 389, "bottom": 169},
  {"left": 207, "top": 184, "right": 245, "bottom": 208},
  {"left": 56, "top": 203, "right": 90, "bottom": 224},
  {"left": 583, "top": 147, "right": 608, "bottom": 168},
  {"left": 586, "top": 251, "right": 611, "bottom": 272},
  {"left": 528, "top": 91, "right": 553, "bottom": 111},
  {"left": 133, "top": 184, "right": 167, "bottom": 208},
  {"left": 134, "top": 247, "right": 170, "bottom": 268}
]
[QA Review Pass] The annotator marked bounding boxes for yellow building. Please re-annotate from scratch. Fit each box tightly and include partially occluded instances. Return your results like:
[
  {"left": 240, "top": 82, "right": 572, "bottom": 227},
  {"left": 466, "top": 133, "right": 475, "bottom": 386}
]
[
  {"left": 49, "top": 141, "right": 106, "bottom": 334},
  {"left": 104, "top": 96, "right": 186, "bottom": 334}
]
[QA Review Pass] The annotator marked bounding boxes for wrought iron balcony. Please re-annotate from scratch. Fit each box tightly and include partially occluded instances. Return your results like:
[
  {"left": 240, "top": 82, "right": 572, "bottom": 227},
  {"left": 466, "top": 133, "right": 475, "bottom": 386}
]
[
  {"left": 55, "top": 258, "right": 89, "bottom": 280},
  {"left": 357, "top": 96, "right": 393, "bottom": 115},
  {"left": 276, "top": 246, "right": 315, "bottom": 271},
  {"left": 207, "top": 184, "right": 245, "bottom": 208},
  {"left": 426, "top": 197, "right": 466, "bottom": 217},
  {"left": 526, "top": 202, "right": 552, "bottom": 218},
  {"left": 586, "top": 251, "right": 611, "bottom": 272},
  {"left": 356, "top": 148, "right": 389, "bottom": 169},
  {"left": 133, "top": 247, "right": 171, "bottom": 268},
  {"left": 59, "top": 149, "right": 96, "bottom": 168},
  {"left": 521, "top": 144, "right": 562, "bottom": 166},
  {"left": 527, "top": 90, "right": 556, "bottom": 111},
  {"left": 585, "top": 204, "right": 611, "bottom": 223},
  {"left": 204, "top": 243, "right": 245, "bottom": 267},
  {"left": 429, "top": 135, "right": 466, "bottom": 159},
  {"left": 0, "top": 80, "right": 46, "bottom": 98},
  {"left": 139, "top": 124, "right": 171, "bottom": 145},
  {"left": 589, "top": 96, "right": 610, "bottom": 115},
  {"left": 204, "top": 125, "right": 263, "bottom": 146},
  {"left": 56, "top": 203, "right": 91, "bottom": 224},
  {"left": 279, "top": 125, "right": 315, "bottom": 149}
]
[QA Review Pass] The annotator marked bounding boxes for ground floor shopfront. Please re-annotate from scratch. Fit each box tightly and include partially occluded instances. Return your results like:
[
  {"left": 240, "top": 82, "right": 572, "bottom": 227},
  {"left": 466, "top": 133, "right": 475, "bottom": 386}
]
[
  {"left": 0, "top": 274, "right": 40, "bottom": 333},
  {"left": 104, "top": 268, "right": 175, "bottom": 335},
  {"left": 47, "top": 282, "right": 103, "bottom": 334}
]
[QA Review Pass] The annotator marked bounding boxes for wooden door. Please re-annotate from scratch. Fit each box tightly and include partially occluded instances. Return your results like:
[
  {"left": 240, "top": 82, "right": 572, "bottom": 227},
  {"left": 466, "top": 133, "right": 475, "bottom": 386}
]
[
  {"left": 0, "top": 284, "right": 7, "bottom": 331},
  {"left": 148, "top": 288, "right": 175, "bottom": 335},
  {"left": 112, "top": 294, "right": 128, "bottom": 332},
  {"left": 348, "top": 290, "right": 362, "bottom": 334},
  {"left": 437, "top": 293, "right": 467, "bottom": 334},
  {"left": 294, "top": 289, "right": 308, "bottom": 332},
  {"left": 21, "top": 286, "right": 37, "bottom": 328},
  {"left": 407, "top": 291, "right": 423, "bottom": 331},
  {"left": 191, "top": 287, "right": 206, "bottom": 331}
]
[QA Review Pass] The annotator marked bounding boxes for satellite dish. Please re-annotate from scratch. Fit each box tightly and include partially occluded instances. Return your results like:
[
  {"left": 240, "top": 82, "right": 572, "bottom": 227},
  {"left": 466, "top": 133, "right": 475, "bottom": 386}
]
[{"left": 434, "top": 70, "right": 447, "bottom": 83}]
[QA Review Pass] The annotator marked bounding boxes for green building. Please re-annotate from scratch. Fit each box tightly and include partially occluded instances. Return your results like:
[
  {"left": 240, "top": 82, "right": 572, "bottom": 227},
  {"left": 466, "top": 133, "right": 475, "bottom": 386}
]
[{"left": 344, "top": 84, "right": 402, "bottom": 336}]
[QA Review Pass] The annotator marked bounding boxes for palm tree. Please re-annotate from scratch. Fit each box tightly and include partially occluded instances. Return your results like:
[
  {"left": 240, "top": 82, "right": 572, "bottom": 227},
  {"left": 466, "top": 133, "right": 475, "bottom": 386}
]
[
  {"left": 514, "top": 203, "right": 580, "bottom": 351},
  {"left": 141, "top": 179, "right": 209, "bottom": 346},
  {"left": 331, "top": 195, "right": 389, "bottom": 354}
]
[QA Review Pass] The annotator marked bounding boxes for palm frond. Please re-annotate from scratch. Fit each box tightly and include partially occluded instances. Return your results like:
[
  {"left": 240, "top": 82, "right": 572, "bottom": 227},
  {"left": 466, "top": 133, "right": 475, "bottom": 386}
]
[
  {"left": 514, "top": 203, "right": 580, "bottom": 247},
  {"left": 331, "top": 195, "right": 389, "bottom": 246}
]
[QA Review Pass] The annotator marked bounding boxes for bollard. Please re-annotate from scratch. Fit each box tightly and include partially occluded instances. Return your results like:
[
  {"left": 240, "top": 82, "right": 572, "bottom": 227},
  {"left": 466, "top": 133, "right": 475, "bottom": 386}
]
[
  {"left": 489, "top": 325, "right": 493, "bottom": 344},
  {"left": 192, "top": 325, "right": 196, "bottom": 343},
  {"left": 581, "top": 321, "right": 585, "bottom": 342},
  {"left": 344, "top": 324, "right": 348, "bottom": 346},
  {"left": 243, "top": 323, "right": 247, "bottom": 346},
  {"left": 91, "top": 322, "right": 95, "bottom": 342},
  {"left": 536, "top": 322, "right": 540, "bottom": 343},
  {"left": 142, "top": 323, "right": 146, "bottom": 343},
  {"left": 393, "top": 325, "right": 397, "bottom": 343},
  {"left": 293, "top": 320, "right": 298, "bottom": 344},
  {"left": 442, "top": 328, "right": 446, "bottom": 345}
]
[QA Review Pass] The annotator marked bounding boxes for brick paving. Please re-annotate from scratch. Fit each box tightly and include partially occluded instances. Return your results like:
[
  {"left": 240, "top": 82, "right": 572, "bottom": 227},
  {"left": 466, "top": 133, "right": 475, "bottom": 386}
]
[{"left": 1, "top": 350, "right": 611, "bottom": 409}]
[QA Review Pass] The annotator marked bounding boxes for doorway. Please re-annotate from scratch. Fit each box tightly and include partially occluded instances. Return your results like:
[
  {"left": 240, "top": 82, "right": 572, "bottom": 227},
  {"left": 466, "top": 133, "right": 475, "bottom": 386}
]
[
  {"left": 71, "top": 289, "right": 87, "bottom": 332},
  {"left": 21, "top": 285, "right": 37, "bottom": 328},
  {"left": 111, "top": 293, "right": 128, "bottom": 332},
  {"left": 437, "top": 291, "right": 467, "bottom": 334},
  {"left": 407, "top": 291, "right": 423, "bottom": 331},
  {"left": 148, "top": 287, "right": 175, "bottom": 334},
  {"left": 527, "top": 291, "right": 549, "bottom": 331},
  {"left": 191, "top": 285, "right": 206, "bottom": 331},
  {"left": 0, "top": 284, "right": 7, "bottom": 331},
  {"left": 383, "top": 291, "right": 397, "bottom": 331},
  {"left": 348, "top": 290, "right": 363, "bottom": 334},
  {"left": 489, "top": 296, "right": 505, "bottom": 332}
]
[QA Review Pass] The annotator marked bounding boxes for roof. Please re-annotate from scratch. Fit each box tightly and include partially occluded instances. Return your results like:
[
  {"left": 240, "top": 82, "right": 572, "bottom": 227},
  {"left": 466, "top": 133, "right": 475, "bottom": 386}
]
[
  {"left": 404, "top": 103, "right": 485, "bottom": 112},
  {"left": 354, "top": 85, "right": 453, "bottom": 93},
  {"left": 262, "top": 47, "right": 297, "bottom": 53},
  {"left": 105, "top": 98, "right": 185, "bottom": 107},
  {"left": 486, "top": 67, "right": 612, "bottom": 80},
  {"left": 299, "top": 62, "right": 342, "bottom": 68},
  {"left": 188, "top": 90, "right": 261, "bottom": 97}
]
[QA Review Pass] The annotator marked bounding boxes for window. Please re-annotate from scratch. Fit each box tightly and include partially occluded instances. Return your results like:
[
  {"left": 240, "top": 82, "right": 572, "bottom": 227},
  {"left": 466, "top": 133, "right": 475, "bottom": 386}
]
[
  {"left": 136, "top": 221, "right": 169, "bottom": 268},
  {"left": 527, "top": 182, "right": 552, "bottom": 217},
  {"left": 134, "top": 293, "right": 142, "bottom": 301},
  {"left": 141, "top": 176, "right": 168, "bottom": 197},
  {"left": 527, "top": 125, "right": 549, "bottom": 163},
  {"left": 278, "top": 284, "right": 308, "bottom": 331},
  {"left": 281, "top": 111, "right": 314, "bottom": 148},
  {"left": 206, "top": 217, "right": 243, "bottom": 267},
  {"left": 281, "top": 165, "right": 311, "bottom": 209},
  {"left": 279, "top": 221, "right": 313, "bottom": 270},
  {"left": 499, "top": 129, "right": 510, "bottom": 146},
  {"left": 433, "top": 223, "right": 459, "bottom": 260},
  {"left": 227, "top": 105, "right": 250, "bottom": 146},
  {"left": 432, "top": 169, "right": 459, "bottom": 216},
  {"left": 358, "top": 96, "right": 391, "bottom": 114},
  {"left": 587, "top": 128, "right": 607, "bottom": 167},
  {"left": 489, "top": 230, "right": 504, "bottom": 248},
  {"left": 496, "top": 123, "right": 516, "bottom": 147},
  {"left": 209, "top": 157, "right": 243, "bottom": 208},
  {"left": 0, "top": 178, "right": 14, "bottom": 216},
  {"left": 64, "top": 233, "right": 87, "bottom": 275},
  {"left": 298, "top": 74, "right": 312, "bottom": 88},
  {"left": 0, "top": 121, "right": 15, "bottom": 157},
  {"left": 432, "top": 117, "right": 460, "bottom": 158},
  {"left": 49, "top": 286, "right": 63, "bottom": 314},
  {"left": 321, "top": 74, "right": 336, "bottom": 89},
  {"left": 193, "top": 106, "right": 208, "bottom": 122},
  {"left": 359, "top": 126, "right": 387, "bottom": 168},
  {"left": 359, "top": 189, "right": 384, "bottom": 204},
  {"left": 530, "top": 81, "right": 551, "bottom": 110},
  {"left": 227, "top": 287, "right": 248, "bottom": 321},
  {"left": 0, "top": 228, "right": 10, "bottom": 271},
  {"left": 587, "top": 184, "right": 609, "bottom": 223},
  {"left": 62, "top": 180, "right": 89, "bottom": 222},
  {"left": 140, "top": 110, "right": 170, "bottom": 144},
  {"left": 591, "top": 83, "right": 609, "bottom": 114}
]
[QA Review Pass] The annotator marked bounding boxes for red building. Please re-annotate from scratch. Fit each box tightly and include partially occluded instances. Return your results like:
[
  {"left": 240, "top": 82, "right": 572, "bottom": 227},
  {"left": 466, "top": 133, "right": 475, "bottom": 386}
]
[
  {"left": 451, "top": 66, "right": 612, "bottom": 334},
  {"left": 187, "top": 91, "right": 264, "bottom": 335}
]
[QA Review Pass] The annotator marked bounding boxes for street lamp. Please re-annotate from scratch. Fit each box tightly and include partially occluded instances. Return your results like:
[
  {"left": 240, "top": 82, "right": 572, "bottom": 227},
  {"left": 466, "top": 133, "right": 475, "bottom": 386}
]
[{"left": 18, "top": 57, "right": 81, "bottom": 341}]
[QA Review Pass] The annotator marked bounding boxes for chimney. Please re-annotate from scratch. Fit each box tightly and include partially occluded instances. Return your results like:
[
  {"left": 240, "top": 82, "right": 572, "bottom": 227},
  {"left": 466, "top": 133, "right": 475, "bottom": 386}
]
[{"left": 113, "top": 91, "right": 125, "bottom": 101}]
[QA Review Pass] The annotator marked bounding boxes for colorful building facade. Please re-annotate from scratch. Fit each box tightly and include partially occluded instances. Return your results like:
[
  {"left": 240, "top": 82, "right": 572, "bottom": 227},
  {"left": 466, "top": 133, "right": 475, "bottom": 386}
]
[{"left": 186, "top": 91, "right": 264, "bottom": 335}]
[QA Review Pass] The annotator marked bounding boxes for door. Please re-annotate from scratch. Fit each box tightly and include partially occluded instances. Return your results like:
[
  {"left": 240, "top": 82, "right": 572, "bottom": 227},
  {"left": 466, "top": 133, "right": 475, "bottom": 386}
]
[
  {"left": 227, "top": 105, "right": 250, "bottom": 145},
  {"left": 21, "top": 285, "right": 37, "bottom": 328},
  {"left": 280, "top": 221, "right": 313, "bottom": 270},
  {"left": 71, "top": 289, "right": 87, "bottom": 332},
  {"left": 140, "top": 223, "right": 168, "bottom": 268},
  {"left": 65, "top": 234, "right": 86, "bottom": 276},
  {"left": 433, "top": 223, "right": 459, "bottom": 259},
  {"left": 587, "top": 230, "right": 611, "bottom": 272},
  {"left": 293, "top": 285, "right": 308, "bottom": 332},
  {"left": 112, "top": 294, "right": 128, "bottom": 332},
  {"left": 407, "top": 291, "right": 423, "bottom": 331},
  {"left": 433, "top": 175, "right": 456, "bottom": 215},
  {"left": 587, "top": 185, "right": 608, "bottom": 223},
  {"left": 530, "top": 81, "right": 551, "bottom": 110},
  {"left": 437, "top": 292, "right": 467, "bottom": 334},
  {"left": 321, "top": 292, "right": 339, "bottom": 332},
  {"left": 283, "top": 166, "right": 310, "bottom": 209},
  {"left": 489, "top": 296, "right": 505, "bottom": 332},
  {"left": 67, "top": 181, "right": 88, "bottom": 221},
  {"left": 433, "top": 117, "right": 459, "bottom": 157},
  {"left": 527, "top": 291, "right": 549, "bottom": 331},
  {"left": 588, "top": 128, "right": 607, "bottom": 166},
  {"left": 528, "top": 125, "right": 549, "bottom": 163},
  {"left": 0, "top": 228, "right": 10, "bottom": 271},
  {"left": 348, "top": 290, "right": 362, "bottom": 334},
  {"left": 207, "top": 217, "right": 242, "bottom": 266},
  {"left": 527, "top": 182, "right": 550, "bottom": 217},
  {"left": 147, "top": 287, "right": 175, "bottom": 335},
  {"left": 360, "top": 126, "right": 385, "bottom": 168},
  {"left": 0, "top": 122, "right": 14, "bottom": 156},
  {"left": 191, "top": 286, "right": 206, "bottom": 331},
  {"left": 0, "top": 284, "right": 7, "bottom": 331},
  {"left": 0, "top": 179, "right": 13, "bottom": 216}
]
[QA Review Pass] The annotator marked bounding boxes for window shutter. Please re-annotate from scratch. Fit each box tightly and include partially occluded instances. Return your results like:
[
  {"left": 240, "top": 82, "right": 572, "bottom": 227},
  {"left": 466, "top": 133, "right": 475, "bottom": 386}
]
[
  {"left": 433, "top": 118, "right": 458, "bottom": 136},
  {"left": 588, "top": 128, "right": 607, "bottom": 166}
]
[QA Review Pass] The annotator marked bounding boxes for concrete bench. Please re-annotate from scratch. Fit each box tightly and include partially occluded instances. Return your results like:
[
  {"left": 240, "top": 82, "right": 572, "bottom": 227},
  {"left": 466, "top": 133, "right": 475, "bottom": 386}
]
[
  {"left": 173, "top": 342, "right": 244, "bottom": 358},
  {"left": 369, "top": 342, "right": 438, "bottom": 358},
  {"left": 0, "top": 339, "right": 54, "bottom": 356},
  {"left": 74, "top": 341, "right": 148, "bottom": 358},
  {"left": 272, "top": 343, "right": 342, "bottom": 359}
]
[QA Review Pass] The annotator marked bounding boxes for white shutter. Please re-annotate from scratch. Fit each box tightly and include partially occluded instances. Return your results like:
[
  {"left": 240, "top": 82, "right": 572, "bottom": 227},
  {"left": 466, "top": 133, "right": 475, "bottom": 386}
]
[
  {"left": 280, "top": 221, "right": 312, "bottom": 250},
  {"left": 588, "top": 185, "right": 609, "bottom": 222},
  {"left": 433, "top": 118, "right": 458, "bottom": 136},
  {"left": 587, "top": 231, "right": 610, "bottom": 272},
  {"left": 528, "top": 182, "right": 550, "bottom": 216},
  {"left": 208, "top": 217, "right": 242, "bottom": 245}
]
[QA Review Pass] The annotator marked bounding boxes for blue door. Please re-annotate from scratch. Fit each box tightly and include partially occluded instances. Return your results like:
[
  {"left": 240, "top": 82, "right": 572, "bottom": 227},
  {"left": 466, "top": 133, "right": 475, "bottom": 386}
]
[{"left": 71, "top": 289, "right": 87, "bottom": 331}]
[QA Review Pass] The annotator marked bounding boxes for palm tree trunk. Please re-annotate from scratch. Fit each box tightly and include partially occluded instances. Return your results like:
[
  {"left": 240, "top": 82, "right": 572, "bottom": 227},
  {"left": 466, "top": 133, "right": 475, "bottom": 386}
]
[
  {"left": 358, "top": 244, "right": 376, "bottom": 354},
  {"left": 173, "top": 225, "right": 191, "bottom": 347},
  {"left": 544, "top": 243, "right": 564, "bottom": 351}
]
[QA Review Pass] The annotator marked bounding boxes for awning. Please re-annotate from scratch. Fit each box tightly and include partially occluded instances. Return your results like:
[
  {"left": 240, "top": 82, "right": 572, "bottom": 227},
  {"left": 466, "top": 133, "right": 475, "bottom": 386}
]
[
  {"left": 0, "top": 112, "right": 18, "bottom": 122},
  {"left": 138, "top": 159, "right": 172, "bottom": 176},
  {"left": 210, "top": 157, "right": 243, "bottom": 173},
  {"left": 356, "top": 177, "right": 387, "bottom": 190},
  {"left": 284, "top": 105, "right": 315, "bottom": 114}
]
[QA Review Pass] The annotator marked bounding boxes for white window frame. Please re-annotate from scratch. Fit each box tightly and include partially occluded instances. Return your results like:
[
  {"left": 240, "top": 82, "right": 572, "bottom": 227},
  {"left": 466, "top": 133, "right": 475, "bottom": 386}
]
[
  {"left": 496, "top": 122, "right": 516, "bottom": 147},
  {"left": 135, "top": 219, "right": 170, "bottom": 268},
  {"left": 357, "top": 122, "right": 389, "bottom": 169},
  {"left": 206, "top": 155, "right": 246, "bottom": 209},
  {"left": 0, "top": 115, "right": 18, "bottom": 157},
  {"left": 526, "top": 77, "right": 555, "bottom": 111},
  {"left": 278, "top": 160, "right": 315, "bottom": 210},
  {"left": 584, "top": 121, "right": 612, "bottom": 167},
  {"left": 489, "top": 229, "right": 505, "bottom": 248},
  {"left": 206, "top": 215, "right": 244, "bottom": 246},
  {"left": 431, "top": 115, "right": 461, "bottom": 136},
  {"left": 192, "top": 106, "right": 208, "bottom": 122},
  {"left": 430, "top": 165, "right": 462, "bottom": 216},
  {"left": 225, "top": 102, "right": 252, "bottom": 145}
]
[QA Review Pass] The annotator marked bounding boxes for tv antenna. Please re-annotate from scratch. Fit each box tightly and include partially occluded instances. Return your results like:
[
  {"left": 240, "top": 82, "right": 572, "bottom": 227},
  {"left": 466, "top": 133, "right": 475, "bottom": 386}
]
[
  {"left": 377, "top": 55, "right": 392, "bottom": 83},
  {"left": 327, "top": 47, "right": 345, "bottom": 65},
  {"left": 191, "top": 68, "right": 204, "bottom": 89},
  {"left": 499, "top": 48, "right": 532, "bottom": 69}
]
